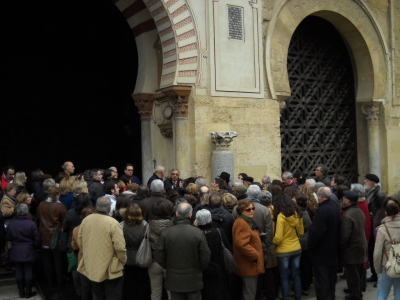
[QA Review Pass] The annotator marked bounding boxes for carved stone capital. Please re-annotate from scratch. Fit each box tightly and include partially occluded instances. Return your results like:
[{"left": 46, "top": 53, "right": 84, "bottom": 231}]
[
  {"left": 361, "top": 105, "right": 381, "bottom": 124},
  {"left": 210, "top": 131, "right": 238, "bottom": 150},
  {"left": 132, "top": 93, "right": 155, "bottom": 120},
  {"left": 159, "top": 85, "right": 192, "bottom": 119},
  {"left": 158, "top": 123, "right": 173, "bottom": 138}
]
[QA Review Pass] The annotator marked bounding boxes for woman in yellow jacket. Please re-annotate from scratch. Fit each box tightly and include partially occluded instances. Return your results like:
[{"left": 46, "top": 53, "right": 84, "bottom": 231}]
[{"left": 273, "top": 194, "right": 304, "bottom": 300}]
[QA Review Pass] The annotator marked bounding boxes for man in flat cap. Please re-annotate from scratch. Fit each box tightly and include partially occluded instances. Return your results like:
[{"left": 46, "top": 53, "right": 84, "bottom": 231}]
[
  {"left": 364, "top": 174, "right": 386, "bottom": 283},
  {"left": 339, "top": 190, "right": 368, "bottom": 300}
]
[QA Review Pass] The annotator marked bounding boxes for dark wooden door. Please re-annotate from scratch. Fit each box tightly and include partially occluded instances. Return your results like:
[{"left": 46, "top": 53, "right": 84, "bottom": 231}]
[{"left": 281, "top": 16, "right": 358, "bottom": 183}]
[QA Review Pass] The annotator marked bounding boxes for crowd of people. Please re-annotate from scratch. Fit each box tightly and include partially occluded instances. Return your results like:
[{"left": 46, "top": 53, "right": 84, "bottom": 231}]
[{"left": 0, "top": 162, "right": 400, "bottom": 300}]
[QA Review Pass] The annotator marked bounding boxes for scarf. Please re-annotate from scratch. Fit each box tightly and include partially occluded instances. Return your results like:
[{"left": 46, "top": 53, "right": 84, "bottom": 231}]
[
  {"left": 241, "top": 214, "right": 256, "bottom": 230},
  {"left": 249, "top": 196, "right": 260, "bottom": 203}
]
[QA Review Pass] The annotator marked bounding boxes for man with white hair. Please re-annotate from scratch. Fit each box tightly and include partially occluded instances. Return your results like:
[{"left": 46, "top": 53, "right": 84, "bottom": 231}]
[
  {"left": 147, "top": 165, "right": 165, "bottom": 187},
  {"left": 156, "top": 203, "right": 210, "bottom": 300},
  {"left": 305, "top": 178, "right": 316, "bottom": 189},
  {"left": 62, "top": 161, "right": 75, "bottom": 177},
  {"left": 140, "top": 179, "right": 173, "bottom": 221},
  {"left": 232, "top": 184, "right": 273, "bottom": 298}
]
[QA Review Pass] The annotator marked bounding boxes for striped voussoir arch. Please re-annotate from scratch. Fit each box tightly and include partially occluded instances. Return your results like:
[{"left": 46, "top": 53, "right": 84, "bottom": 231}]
[{"left": 113, "top": 0, "right": 199, "bottom": 88}]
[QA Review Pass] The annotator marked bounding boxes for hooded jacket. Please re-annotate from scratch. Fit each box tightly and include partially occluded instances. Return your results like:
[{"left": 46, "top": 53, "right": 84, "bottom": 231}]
[
  {"left": 149, "top": 218, "right": 174, "bottom": 258},
  {"left": 273, "top": 212, "right": 304, "bottom": 254},
  {"left": 205, "top": 205, "right": 234, "bottom": 245}
]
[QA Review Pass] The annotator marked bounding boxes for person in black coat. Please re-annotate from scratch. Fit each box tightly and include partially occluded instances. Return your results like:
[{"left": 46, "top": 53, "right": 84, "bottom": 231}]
[
  {"left": 308, "top": 187, "right": 340, "bottom": 300},
  {"left": 195, "top": 209, "right": 230, "bottom": 300},
  {"left": 6, "top": 204, "right": 40, "bottom": 298}
]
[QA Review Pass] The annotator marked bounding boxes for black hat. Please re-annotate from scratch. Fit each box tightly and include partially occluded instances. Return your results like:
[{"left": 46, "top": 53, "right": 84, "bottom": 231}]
[
  {"left": 218, "top": 172, "right": 230, "bottom": 182},
  {"left": 365, "top": 174, "right": 379, "bottom": 183},
  {"left": 343, "top": 190, "right": 359, "bottom": 203},
  {"left": 242, "top": 176, "right": 254, "bottom": 183}
]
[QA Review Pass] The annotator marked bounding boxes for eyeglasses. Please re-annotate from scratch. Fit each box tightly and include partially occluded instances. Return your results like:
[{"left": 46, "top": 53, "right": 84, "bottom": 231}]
[{"left": 244, "top": 207, "right": 255, "bottom": 212}]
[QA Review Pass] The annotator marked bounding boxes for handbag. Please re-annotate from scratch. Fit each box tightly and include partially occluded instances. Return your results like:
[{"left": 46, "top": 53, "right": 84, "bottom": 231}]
[
  {"left": 383, "top": 224, "right": 400, "bottom": 278},
  {"left": 67, "top": 252, "right": 78, "bottom": 272},
  {"left": 50, "top": 229, "right": 68, "bottom": 252},
  {"left": 136, "top": 224, "right": 152, "bottom": 268},
  {"left": 216, "top": 228, "right": 237, "bottom": 274}
]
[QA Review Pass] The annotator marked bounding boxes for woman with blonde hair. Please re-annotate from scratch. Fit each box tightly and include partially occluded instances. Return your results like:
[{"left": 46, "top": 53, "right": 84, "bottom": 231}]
[
  {"left": 72, "top": 181, "right": 88, "bottom": 198},
  {"left": 298, "top": 185, "right": 318, "bottom": 220},
  {"left": 15, "top": 192, "right": 34, "bottom": 220},
  {"left": 14, "top": 172, "right": 27, "bottom": 194},
  {"left": 59, "top": 176, "right": 77, "bottom": 210},
  {"left": 222, "top": 193, "right": 238, "bottom": 214}
]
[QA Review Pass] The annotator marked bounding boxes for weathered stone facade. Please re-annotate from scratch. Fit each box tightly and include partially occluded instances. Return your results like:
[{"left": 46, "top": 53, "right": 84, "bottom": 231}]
[{"left": 115, "top": 0, "right": 400, "bottom": 194}]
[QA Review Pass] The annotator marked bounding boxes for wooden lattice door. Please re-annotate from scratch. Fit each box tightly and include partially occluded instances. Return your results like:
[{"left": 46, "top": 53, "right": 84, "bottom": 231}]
[{"left": 281, "top": 16, "right": 358, "bottom": 183}]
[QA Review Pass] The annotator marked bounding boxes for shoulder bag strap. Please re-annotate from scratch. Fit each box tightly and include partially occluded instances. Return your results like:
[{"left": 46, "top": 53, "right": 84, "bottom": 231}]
[
  {"left": 383, "top": 224, "right": 392, "bottom": 260},
  {"left": 216, "top": 228, "right": 225, "bottom": 247}
]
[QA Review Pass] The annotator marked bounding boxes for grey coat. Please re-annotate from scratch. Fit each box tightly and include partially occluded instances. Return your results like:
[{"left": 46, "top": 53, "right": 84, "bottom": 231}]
[
  {"left": 155, "top": 217, "right": 210, "bottom": 292},
  {"left": 339, "top": 205, "right": 368, "bottom": 265},
  {"left": 300, "top": 209, "right": 311, "bottom": 250}
]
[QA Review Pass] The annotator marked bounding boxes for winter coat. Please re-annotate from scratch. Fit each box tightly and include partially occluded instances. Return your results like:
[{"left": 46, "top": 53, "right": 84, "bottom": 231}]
[
  {"left": 149, "top": 218, "right": 174, "bottom": 258},
  {"left": 147, "top": 173, "right": 163, "bottom": 187},
  {"left": 36, "top": 198, "right": 67, "bottom": 248},
  {"left": 233, "top": 216, "right": 265, "bottom": 277},
  {"left": 339, "top": 205, "right": 368, "bottom": 265},
  {"left": 204, "top": 205, "right": 234, "bottom": 245},
  {"left": 273, "top": 212, "right": 304, "bottom": 254},
  {"left": 87, "top": 180, "right": 105, "bottom": 204},
  {"left": 59, "top": 192, "right": 75, "bottom": 211},
  {"left": 299, "top": 209, "right": 311, "bottom": 250},
  {"left": 232, "top": 200, "right": 274, "bottom": 259},
  {"left": 62, "top": 208, "right": 82, "bottom": 250},
  {"left": 77, "top": 213, "right": 127, "bottom": 282},
  {"left": 71, "top": 225, "right": 82, "bottom": 262},
  {"left": 357, "top": 198, "right": 371, "bottom": 243},
  {"left": 308, "top": 198, "right": 340, "bottom": 266},
  {"left": 140, "top": 193, "right": 173, "bottom": 222},
  {"left": 199, "top": 224, "right": 230, "bottom": 300},
  {"left": 366, "top": 185, "right": 385, "bottom": 217},
  {"left": 0, "top": 194, "right": 16, "bottom": 219},
  {"left": 123, "top": 221, "right": 145, "bottom": 265},
  {"left": 6, "top": 216, "right": 40, "bottom": 262},
  {"left": 373, "top": 216, "right": 400, "bottom": 274},
  {"left": 155, "top": 217, "right": 211, "bottom": 292},
  {"left": 316, "top": 176, "right": 331, "bottom": 187},
  {"left": 0, "top": 211, "right": 5, "bottom": 251}
]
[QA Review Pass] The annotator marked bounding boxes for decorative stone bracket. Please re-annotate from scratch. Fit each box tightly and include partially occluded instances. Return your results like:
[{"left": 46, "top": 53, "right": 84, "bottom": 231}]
[
  {"left": 210, "top": 131, "right": 238, "bottom": 150},
  {"left": 131, "top": 93, "right": 155, "bottom": 120},
  {"left": 361, "top": 105, "right": 381, "bottom": 124}
]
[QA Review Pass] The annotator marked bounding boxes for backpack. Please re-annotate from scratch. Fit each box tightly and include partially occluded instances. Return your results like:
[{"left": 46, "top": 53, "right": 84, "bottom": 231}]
[{"left": 383, "top": 224, "right": 400, "bottom": 278}]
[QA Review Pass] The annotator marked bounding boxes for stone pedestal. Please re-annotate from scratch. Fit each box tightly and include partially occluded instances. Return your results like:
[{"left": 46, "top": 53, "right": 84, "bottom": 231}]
[
  {"left": 361, "top": 105, "right": 382, "bottom": 180},
  {"left": 210, "top": 131, "right": 238, "bottom": 181},
  {"left": 132, "top": 93, "right": 155, "bottom": 183}
]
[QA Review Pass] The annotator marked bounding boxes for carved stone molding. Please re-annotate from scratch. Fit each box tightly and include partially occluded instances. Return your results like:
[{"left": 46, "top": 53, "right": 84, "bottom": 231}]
[
  {"left": 132, "top": 93, "right": 155, "bottom": 120},
  {"left": 159, "top": 85, "right": 192, "bottom": 118},
  {"left": 361, "top": 105, "right": 381, "bottom": 124},
  {"left": 158, "top": 123, "right": 173, "bottom": 138},
  {"left": 210, "top": 131, "right": 238, "bottom": 150}
]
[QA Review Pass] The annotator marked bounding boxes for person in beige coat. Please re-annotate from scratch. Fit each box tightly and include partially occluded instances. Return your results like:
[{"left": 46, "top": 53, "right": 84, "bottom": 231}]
[
  {"left": 373, "top": 202, "right": 400, "bottom": 300},
  {"left": 77, "top": 196, "right": 127, "bottom": 300}
]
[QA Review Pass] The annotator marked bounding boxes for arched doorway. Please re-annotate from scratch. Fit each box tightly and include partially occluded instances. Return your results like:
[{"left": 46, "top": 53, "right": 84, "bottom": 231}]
[{"left": 281, "top": 16, "right": 358, "bottom": 183}]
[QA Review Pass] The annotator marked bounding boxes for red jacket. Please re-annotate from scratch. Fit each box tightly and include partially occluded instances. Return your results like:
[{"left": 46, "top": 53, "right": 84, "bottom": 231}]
[
  {"left": 357, "top": 198, "right": 371, "bottom": 243},
  {"left": 1, "top": 173, "right": 13, "bottom": 193}
]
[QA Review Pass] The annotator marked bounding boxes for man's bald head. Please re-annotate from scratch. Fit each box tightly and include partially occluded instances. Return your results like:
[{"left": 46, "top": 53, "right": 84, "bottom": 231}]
[{"left": 317, "top": 186, "right": 331, "bottom": 203}]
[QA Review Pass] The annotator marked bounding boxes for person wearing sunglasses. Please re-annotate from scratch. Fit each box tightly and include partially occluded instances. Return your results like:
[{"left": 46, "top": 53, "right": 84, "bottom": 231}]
[{"left": 232, "top": 198, "right": 264, "bottom": 300}]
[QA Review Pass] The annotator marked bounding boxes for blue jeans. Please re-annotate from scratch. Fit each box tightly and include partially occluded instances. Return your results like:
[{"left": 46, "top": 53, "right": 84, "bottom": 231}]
[
  {"left": 277, "top": 253, "right": 302, "bottom": 299},
  {"left": 377, "top": 270, "right": 400, "bottom": 300}
]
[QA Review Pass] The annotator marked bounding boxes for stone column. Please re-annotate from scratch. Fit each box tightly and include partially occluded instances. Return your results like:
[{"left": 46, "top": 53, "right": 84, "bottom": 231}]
[
  {"left": 210, "top": 132, "right": 238, "bottom": 182},
  {"left": 160, "top": 85, "right": 192, "bottom": 178},
  {"left": 132, "top": 93, "right": 155, "bottom": 184},
  {"left": 361, "top": 105, "right": 382, "bottom": 179}
]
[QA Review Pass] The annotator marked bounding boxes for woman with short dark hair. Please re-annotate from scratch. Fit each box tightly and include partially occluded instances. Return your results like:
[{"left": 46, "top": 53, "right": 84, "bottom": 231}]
[
  {"left": 122, "top": 204, "right": 148, "bottom": 300},
  {"left": 6, "top": 204, "right": 40, "bottom": 298},
  {"left": 233, "top": 198, "right": 265, "bottom": 300}
]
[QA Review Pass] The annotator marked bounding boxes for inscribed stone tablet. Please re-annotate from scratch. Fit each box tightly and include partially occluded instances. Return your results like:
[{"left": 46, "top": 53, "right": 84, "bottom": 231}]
[{"left": 228, "top": 5, "right": 243, "bottom": 41}]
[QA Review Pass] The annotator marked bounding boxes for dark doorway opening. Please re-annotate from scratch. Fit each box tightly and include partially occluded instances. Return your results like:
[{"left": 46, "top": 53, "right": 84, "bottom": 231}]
[
  {"left": 281, "top": 16, "right": 358, "bottom": 183},
  {"left": 2, "top": 0, "right": 142, "bottom": 180}
]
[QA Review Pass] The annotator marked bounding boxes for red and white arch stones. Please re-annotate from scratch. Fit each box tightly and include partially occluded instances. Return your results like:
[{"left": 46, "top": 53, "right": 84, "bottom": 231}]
[{"left": 113, "top": 0, "right": 199, "bottom": 88}]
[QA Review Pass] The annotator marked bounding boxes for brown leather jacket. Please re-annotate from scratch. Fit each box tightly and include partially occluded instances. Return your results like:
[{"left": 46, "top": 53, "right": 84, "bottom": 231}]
[{"left": 36, "top": 199, "right": 67, "bottom": 248}]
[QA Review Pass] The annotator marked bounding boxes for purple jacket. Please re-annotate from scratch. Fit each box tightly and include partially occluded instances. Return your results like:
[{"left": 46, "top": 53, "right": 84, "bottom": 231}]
[{"left": 6, "top": 216, "right": 41, "bottom": 263}]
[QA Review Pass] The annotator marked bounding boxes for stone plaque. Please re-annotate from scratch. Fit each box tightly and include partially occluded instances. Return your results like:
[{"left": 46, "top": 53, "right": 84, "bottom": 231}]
[{"left": 228, "top": 5, "right": 243, "bottom": 40}]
